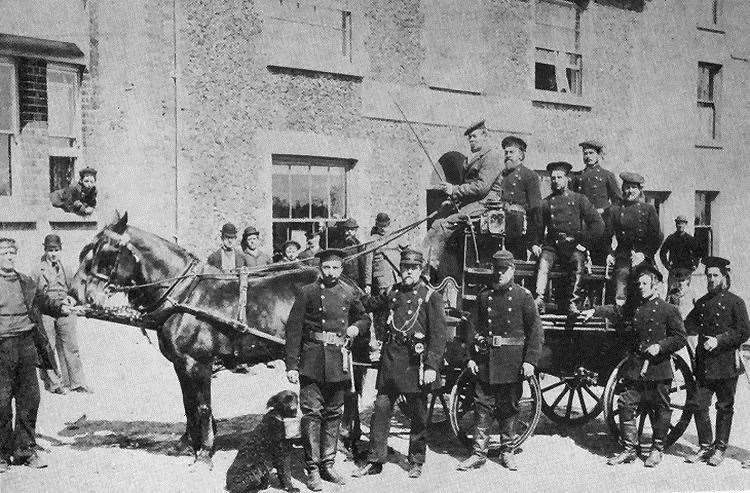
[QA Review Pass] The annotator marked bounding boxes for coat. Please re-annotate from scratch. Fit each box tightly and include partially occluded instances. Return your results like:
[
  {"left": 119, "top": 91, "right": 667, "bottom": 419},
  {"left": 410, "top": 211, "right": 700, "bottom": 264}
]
[
  {"left": 363, "top": 229, "right": 398, "bottom": 294},
  {"left": 35, "top": 256, "right": 72, "bottom": 303},
  {"left": 468, "top": 282, "right": 544, "bottom": 384},
  {"left": 571, "top": 164, "right": 621, "bottom": 210},
  {"left": 685, "top": 289, "right": 750, "bottom": 380},
  {"left": 500, "top": 164, "right": 543, "bottom": 244},
  {"left": 596, "top": 296, "right": 686, "bottom": 381},
  {"left": 539, "top": 189, "right": 604, "bottom": 254},
  {"left": 451, "top": 147, "right": 504, "bottom": 207},
  {"left": 14, "top": 271, "right": 60, "bottom": 371},
  {"left": 342, "top": 236, "right": 367, "bottom": 290},
  {"left": 607, "top": 200, "right": 663, "bottom": 260},
  {"left": 50, "top": 183, "right": 97, "bottom": 215},
  {"left": 206, "top": 247, "right": 247, "bottom": 271},
  {"left": 366, "top": 281, "right": 447, "bottom": 393},
  {"left": 242, "top": 250, "right": 271, "bottom": 269},
  {"left": 285, "top": 279, "right": 370, "bottom": 383}
]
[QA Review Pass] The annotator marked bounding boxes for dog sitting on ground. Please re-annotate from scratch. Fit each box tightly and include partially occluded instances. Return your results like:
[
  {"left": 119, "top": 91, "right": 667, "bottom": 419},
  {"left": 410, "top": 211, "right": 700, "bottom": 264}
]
[{"left": 226, "top": 390, "right": 300, "bottom": 493}]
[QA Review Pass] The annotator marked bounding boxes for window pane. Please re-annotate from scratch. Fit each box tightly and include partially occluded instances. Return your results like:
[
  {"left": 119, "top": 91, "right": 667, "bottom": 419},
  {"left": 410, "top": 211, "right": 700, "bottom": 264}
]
[
  {"left": 694, "top": 226, "right": 712, "bottom": 260},
  {"left": 536, "top": 1, "right": 580, "bottom": 51},
  {"left": 697, "top": 103, "right": 715, "bottom": 140},
  {"left": 272, "top": 166, "right": 290, "bottom": 218},
  {"left": 47, "top": 68, "right": 78, "bottom": 138},
  {"left": 0, "top": 133, "right": 10, "bottom": 196},
  {"left": 694, "top": 191, "right": 708, "bottom": 226},
  {"left": 535, "top": 61, "right": 557, "bottom": 91},
  {"left": 329, "top": 166, "right": 346, "bottom": 218},
  {"left": 309, "top": 166, "right": 329, "bottom": 218},
  {"left": 289, "top": 168, "right": 310, "bottom": 219},
  {"left": 49, "top": 156, "right": 74, "bottom": 192},
  {"left": 0, "top": 63, "right": 13, "bottom": 133}
]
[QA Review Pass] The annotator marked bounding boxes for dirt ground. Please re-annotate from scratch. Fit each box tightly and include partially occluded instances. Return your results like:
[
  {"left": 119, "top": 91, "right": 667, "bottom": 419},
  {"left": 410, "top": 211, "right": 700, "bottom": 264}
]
[{"left": 2, "top": 318, "right": 750, "bottom": 493}]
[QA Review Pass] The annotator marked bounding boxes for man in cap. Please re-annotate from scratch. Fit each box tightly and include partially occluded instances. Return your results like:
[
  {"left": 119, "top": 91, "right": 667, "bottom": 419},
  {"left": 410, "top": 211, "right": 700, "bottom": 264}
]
[
  {"left": 605, "top": 172, "right": 663, "bottom": 305},
  {"left": 424, "top": 119, "right": 504, "bottom": 274},
  {"left": 299, "top": 231, "right": 322, "bottom": 261},
  {"left": 572, "top": 140, "right": 621, "bottom": 265},
  {"left": 364, "top": 213, "right": 398, "bottom": 297},
  {"left": 660, "top": 215, "right": 700, "bottom": 312},
  {"left": 240, "top": 226, "right": 271, "bottom": 268},
  {"left": 285, "top": 248, "right": 371, "bottom": 491},
  {"left": 499, "top": 136, "right": 542, "bottom": 260},
  {"left": 531, "top": 161, "right": 603, "bottom": 314},
  {"left": 35, "top": 234, "right": 89, "bottom": 394},
  {"left": 0, "top": 237, "right": 71, "bottom": 472},
  {"left": 50, "top": 167, "right": 98, "bottom": 216},
  {"left": 353, "top": 248, "right": 447, "bottom": 479},
  {"left": 338, "top": 218, "right": 367, "bottom": 290},
  {"left": 584, "top": 264, "right": 685, "bottom": 467},
  {"left": 207, "top": 223, "right": 247, "bottom": 272},
  {"left": 683, "top": 257, "right": 750, "bottom": 467},
  {"left": 457, "top": 249, "right": 543, "bottom": 472}
]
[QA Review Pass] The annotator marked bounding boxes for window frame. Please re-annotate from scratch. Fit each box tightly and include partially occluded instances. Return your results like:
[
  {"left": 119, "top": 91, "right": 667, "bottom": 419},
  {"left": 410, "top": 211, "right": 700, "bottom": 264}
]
[
  {"left": 271, "top": 154, "right": 352, "bottom": 250},
  {"left": 696, "top": 62, "right": 722, "bottom": 145},
  {"left": 46, "top": 62, "right": 81, "bottom": 141},
  {"left": 694, "top": 190, "right": 718, "bottom": 260},
  {"left": 531, "top": 0, "right": 592, "bottom": 107},
  {"left": 697, "top": 0, "right": 725, "bottom": 32},
  {"left": 0, "top": 56, "right": 18, "bottom": 197},
  {"left": 262, "top": 0, "right": 367, "bottom": 77}
]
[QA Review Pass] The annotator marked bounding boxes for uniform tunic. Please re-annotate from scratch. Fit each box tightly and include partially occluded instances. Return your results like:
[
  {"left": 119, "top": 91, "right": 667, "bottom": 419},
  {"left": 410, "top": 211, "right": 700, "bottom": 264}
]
[
  {"left": 539, "top": 189, "right": 604, "bottom": 253},
  {"left": 685, "top": 289, "right": 750, "bottom": 380},
  {"left": 596, "top": 296, "right": 686, "bottom": 381},
  {"left": 607, "top": 201, "right": 663, "bottom": 260},
  {"left": 285, "top": 279, "right": 370, "bottom": 383},
  {"left": 469, "top": 282, "right": 543, "bottom": 384},
  {"left": 369, "top": 282, "right": 447, "bottom": 394},
  {"left": 572, "top": 164, "right": 621, "bottom": 210},
  {"left": 500, "top": 164, "right": 543, "bottom": 250}
]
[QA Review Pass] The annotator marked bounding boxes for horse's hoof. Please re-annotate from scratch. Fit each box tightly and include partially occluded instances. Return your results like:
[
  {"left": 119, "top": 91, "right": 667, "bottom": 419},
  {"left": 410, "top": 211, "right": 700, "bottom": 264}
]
[{"left": 189, "top": 456, "right": 213, "bottom": 472}]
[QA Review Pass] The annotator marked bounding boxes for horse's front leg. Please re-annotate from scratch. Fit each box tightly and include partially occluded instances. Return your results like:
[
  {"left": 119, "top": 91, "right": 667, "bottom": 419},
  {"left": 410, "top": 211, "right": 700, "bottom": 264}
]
[{"left": 191, "top": 360, "right": 215, "bottom": 470}]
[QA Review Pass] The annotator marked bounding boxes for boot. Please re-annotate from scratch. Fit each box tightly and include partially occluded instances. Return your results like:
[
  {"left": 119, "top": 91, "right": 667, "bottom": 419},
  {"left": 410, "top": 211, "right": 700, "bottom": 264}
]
[
  {"left": 644, "top": 441, "right": 663, "bottom": 468},
  {"left": 408, "top": 462, "right": 422, "bottom": 478},
  {"left": 607, "top": 419, "right": 638, "bottom": 465},
  {"left": 320, "top": 417, "right": 345, "bottom": 485},
  {"left": 684, "top": 445, "right": 713, "bottom": 463},
  {"left": 22, "top": 453, "right": 47, "bottom": 469},
  {"left": 457, "top": 407, "right": 492, "bottom": 471},
  {"left": 501, "top": 451, "right": 518, "bottom": 471},
  {"left": 0, "top": 456, "right": 8, "bottom": 473},
  {"left": 742, "top": 458, "right": 750, "bottom": 469},
  {"left": 306, "top": 469, "right": 322, "bottom": 492},
  {"left": 352, "top": 462, "right": 382, "bottom": 477},
  {"left": 708, "top": 449, "right": 725, "bottom": 467},
  {"left": 569, "top": 254, "right": 585, "bottom": 314},
  {"left": 456, "top": 454, "right": 486, "bottom": 471},
  {"left": 301, "top": 417, "right": 321, "bottom": 477}
]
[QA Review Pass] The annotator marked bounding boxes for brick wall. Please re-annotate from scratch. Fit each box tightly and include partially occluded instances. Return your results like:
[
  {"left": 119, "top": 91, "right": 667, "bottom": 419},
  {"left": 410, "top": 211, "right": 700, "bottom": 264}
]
[{"left": 18, "top": 58, "right": 47, "bottom": 125}]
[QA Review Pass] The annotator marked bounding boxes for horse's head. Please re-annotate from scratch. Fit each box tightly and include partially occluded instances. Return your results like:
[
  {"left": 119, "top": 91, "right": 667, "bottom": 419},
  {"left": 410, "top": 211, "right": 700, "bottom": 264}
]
[{"left": 71, "top": 211, "right": 144, "bottom": 307}]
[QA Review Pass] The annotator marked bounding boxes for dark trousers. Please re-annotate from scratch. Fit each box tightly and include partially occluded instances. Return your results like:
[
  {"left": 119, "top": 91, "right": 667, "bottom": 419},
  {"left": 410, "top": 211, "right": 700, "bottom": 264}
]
[
  {"left": 0, "top": 332, "right": 41, "bottom": 460},
  {"left": 473, "top": 379, "right": 522, "bottom": 456},
  {"left": 535, "top": 248, "right": 585, "bottom": 308},
  {"left": 503, "top": 210, "right": 529, "bottom": 261},
  {"left": 688, "top": 377, "right": 738, "bottom": 451},
  {"left": 368, "top": 391, "right": 428, "bottom": 465},
  {"left": 299, "top": 377, "right": 348, "bottom": 471},
  {"left": 618, "top": 379, "right": 672, "bottom": 449}
]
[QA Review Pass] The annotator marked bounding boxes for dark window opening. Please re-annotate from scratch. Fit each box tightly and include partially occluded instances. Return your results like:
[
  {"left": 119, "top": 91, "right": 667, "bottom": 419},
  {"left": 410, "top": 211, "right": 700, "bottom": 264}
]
[{"left": 49, "top": 156, "right": 74, "bottom": 192}]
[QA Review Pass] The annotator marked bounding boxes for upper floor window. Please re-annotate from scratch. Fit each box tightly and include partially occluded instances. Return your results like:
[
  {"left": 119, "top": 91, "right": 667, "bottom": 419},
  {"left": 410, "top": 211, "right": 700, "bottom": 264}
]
[
  {"left": 698, "top": 0, "right": 722, "bottom": 26},
  {"left": 694, "top": 190, "right": 718, "bottom": 260},
  {"left": 534, "top": 0, "right": 583, "bottom": 96},
  {"left": 0, "top": 57, "right": 17, "bottom": 196},
  {"left": 46, "top": 63, "right": 80, "bottom": 140},
  {"left": 697, "top": 62, "right": 721, "bottom": 141},
  {"left": 264, "top": 0, "right": 364, "bottom": 77}
]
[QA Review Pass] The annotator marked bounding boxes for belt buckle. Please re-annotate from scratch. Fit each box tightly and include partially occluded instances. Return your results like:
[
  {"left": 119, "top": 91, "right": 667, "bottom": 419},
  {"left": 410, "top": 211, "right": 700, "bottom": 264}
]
[
  {"left": 325, "top": 332, "right": 337, "bottom": 345},
  {"left": 492, "top": 336, "right": 502, "bottom": 347}
]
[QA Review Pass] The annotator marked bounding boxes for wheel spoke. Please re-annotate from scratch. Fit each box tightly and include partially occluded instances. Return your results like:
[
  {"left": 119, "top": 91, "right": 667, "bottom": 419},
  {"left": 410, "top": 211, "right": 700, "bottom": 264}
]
[
  {"left": 611, "top": 408, "right": 620, "bottom": 416},
  {"left": 565, "top": 386, "right": 575, "bottom": 419},
  {"left": 577, "top": 387, "right": 588, "bottom": 416},
  {"left": 670, "top": 384, "right": 686, "bottom": 393},
  {"left": 550, "top": 385, "right": 570, "bottom": 410},
  {"left": 581, "top": 385, "right": 602, "bottom": 401},
  {"left": 670, "top": 403, "right": 685, "bottom": 411},
  {"left": 541, "top": 380, "right": 566, "bottom": 393},
  {"left": 518, "top": 420, "right": 529, "bottom": 432}
]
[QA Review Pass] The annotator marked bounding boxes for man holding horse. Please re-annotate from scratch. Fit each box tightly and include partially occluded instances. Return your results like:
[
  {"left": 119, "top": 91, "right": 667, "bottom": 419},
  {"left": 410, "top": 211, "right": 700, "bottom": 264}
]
[
  {"left": 285, "top": 248, "right": 370, "bottom": 491},
  {"left": 353, "top": 248, "right": 447, "bottom": 479}
]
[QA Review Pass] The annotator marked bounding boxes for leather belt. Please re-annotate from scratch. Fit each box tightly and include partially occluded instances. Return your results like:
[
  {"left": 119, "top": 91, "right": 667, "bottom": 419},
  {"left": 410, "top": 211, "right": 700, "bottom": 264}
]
[
  {"left": 0, "top": 312, "right": 28, "bottom": 316},
  {"left": 505, "top": 204, "right": 526, "bottom": 214},
  {"left": 491, "top": 336, "right": 525, "bottom": 347},
  {"left": 387, "top": 331, "right": 410, "bottom": 346},
  {"left": 308, "top": 331, "right": 347, "bottom": 346}
]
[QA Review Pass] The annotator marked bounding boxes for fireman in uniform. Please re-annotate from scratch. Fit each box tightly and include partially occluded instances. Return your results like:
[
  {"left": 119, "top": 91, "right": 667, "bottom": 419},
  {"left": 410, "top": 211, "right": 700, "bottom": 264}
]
[
  {"left": 353, "top": 248, "right": 447, "bottom": 479},
  {"left": 683, "top": 256, "right": 750, "bottom": 467},
  {"left": 457, "top": 249, "right": 543, "bottom": 472},
  {"left": 586, "top": 264, "right": 686, "bottom": 467},
  {"left": 285, "top": 248, "right": 371, "bottom": 491}
]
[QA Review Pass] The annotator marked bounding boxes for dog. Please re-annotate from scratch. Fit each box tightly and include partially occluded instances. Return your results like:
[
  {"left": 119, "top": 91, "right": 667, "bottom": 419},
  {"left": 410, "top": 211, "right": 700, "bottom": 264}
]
[{"left": 226, "top": 390, "right": 300, "bottom": 493}]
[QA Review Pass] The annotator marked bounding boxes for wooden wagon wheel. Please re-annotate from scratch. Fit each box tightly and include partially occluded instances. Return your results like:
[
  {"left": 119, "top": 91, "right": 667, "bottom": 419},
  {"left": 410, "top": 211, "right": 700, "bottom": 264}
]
[
  {"left": 449, "top": 368, "right": 542, "bottom": 450},
  {"left": 537, "top": 370, "right": 605, "bottom": 426},
  {"left": 603, "top": 354, "right": 695, "bottom": 451}
]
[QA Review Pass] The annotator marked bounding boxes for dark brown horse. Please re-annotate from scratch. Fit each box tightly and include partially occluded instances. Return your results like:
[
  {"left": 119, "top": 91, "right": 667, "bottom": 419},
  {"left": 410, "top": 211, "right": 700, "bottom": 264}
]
[{"left": 71, "top": 212, "right": 363, "bottom": 469}]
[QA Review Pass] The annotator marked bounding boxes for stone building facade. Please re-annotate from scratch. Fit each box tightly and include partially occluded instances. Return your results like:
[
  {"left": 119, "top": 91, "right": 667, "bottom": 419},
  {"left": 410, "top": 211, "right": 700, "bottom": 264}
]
[{"left": 2, "top": 0, "right": 749, "bottom": 298}]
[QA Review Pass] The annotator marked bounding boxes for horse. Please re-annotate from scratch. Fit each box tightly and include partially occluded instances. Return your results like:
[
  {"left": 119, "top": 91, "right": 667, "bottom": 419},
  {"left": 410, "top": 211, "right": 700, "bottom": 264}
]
[{"left": 70, "top": 212, "right": 365, "bottom": 469}]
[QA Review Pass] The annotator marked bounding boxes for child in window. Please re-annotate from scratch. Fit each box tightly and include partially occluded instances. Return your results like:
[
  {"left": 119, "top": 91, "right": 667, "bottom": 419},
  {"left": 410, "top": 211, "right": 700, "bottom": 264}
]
[{"left": 50, "top": 167, "right": 97, "bottom": 216}]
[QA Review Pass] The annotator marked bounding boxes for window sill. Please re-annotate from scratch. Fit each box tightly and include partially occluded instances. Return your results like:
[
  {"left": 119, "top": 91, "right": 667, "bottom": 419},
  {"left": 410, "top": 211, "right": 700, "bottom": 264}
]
[
  {"left": 45, "top": 207, "right": 100, "bottom": 224},
  {"left": 267, "top": 56, "right": 365, "bottom": 79},
  {"left": 695, "top": 141, "right": 724, "bottom": 150},
  {"left": 696, "top": 23, "right": 726, "bottom": 34},
  {"left": 532, "top": 90, "right": 593, "bottom": 109}
]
